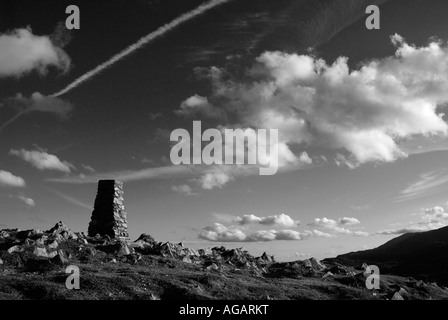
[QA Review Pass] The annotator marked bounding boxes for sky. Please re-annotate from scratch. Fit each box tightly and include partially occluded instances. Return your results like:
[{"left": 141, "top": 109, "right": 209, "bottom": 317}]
[{"left": 2, "top": 0, "right": 448, "bottom": 261}]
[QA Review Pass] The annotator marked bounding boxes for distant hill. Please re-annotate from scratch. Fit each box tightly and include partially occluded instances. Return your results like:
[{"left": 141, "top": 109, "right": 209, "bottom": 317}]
[{"left": 325, "top": 226, "right": 448, "bottom": 285}]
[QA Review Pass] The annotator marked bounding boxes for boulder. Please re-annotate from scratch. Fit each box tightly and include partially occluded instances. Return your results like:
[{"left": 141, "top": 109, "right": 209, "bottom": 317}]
[
  {"left": 206, "top": 263, "right": 219, "bottom": 271},
  {"left": 27, "top": 229, "right": 43, "bottom": 238},
  {"left": 391, "top": 292, "right": 404, "bottom": 300},
  {"left": 309, "top": 258, "right": 325, "bottom": 270},
  {"left": 46, "top": 221, "right": 78, "bottom": 240},
  {"left": 119, "top": 242, "right": 131, "bottom": 255},
  {"left": 0, "top": 258, "right": 3, "bottom": 265},
  {"left": 0, "top": 231, "right": 10, "bottom": 238},
  {"left": 35, "top": 235, "right": 48, "bottom": 246},
  {"left": 261, "top": 252, "right": 273, "bottom": 262},
  {"left": 7, "top": 245, "right": 23, "bottom": 254},
  {"left": 47, "top": 240, "right": 59, "bottom": 250},
  {"left": 33, "top": 247, "right": 58, "bottom": 259},
  {"left": 51, "top": 250, "right": 69, "bottom": 265}
]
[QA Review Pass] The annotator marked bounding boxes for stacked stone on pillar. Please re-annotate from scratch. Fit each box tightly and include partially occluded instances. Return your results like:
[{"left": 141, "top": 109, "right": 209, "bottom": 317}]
[{"left": 88, "top": 180, "right": 130, "bottom": 241}]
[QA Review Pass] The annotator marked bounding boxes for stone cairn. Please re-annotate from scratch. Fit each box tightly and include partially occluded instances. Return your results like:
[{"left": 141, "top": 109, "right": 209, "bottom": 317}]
[{"left": 88, "top": 180, "right": 130, "bottom": 241}]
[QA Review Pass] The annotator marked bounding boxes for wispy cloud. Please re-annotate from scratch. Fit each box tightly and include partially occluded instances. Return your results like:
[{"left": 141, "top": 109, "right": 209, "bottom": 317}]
[
  {"left": 44, "top": 187, "right": 93, "bottom": 210},
  {"left": 172, "top": 184, "right": 198, "bottom": 196},
  {"left": 46, "top": 165, "right": 194, "bottom": 184},
  {"left": 395, "top": 169, "right": 448, "bottom": 202}
]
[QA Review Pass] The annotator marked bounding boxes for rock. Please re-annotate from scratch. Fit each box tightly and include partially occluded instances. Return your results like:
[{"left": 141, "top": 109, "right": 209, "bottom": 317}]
[
  {"left": 397, "top": 287, "right": 408, "bottom": 297},
  {"left": 135, "top": 233, "right": 156, "bottom": 243},
  {"left": 23, "top": 238, "right": 35, "bottom": 246},
  {"left": 309, "top": 258, "right": 325, "bottom": 270},
  {"left": 0, "top": 258, "right": 3, "bottom": 265},
  {"left": 391, "top": 292, "right": 404, "bottom": 300},
  {"left": 7, "top": 245, "right": 23, "bottom": 254},
  {"left": 35, "top": 235, "right": 48, "bottom": 246},
  {"left": 322, "top": 271, "right": 334, "bottom": 279},
  {"left": 182, "top": 256, "right": 192, "bottom": 264},
  {"left": 46, "top": 222, "right": 78, "bottom": 240},
  {"left": 182, "top": 248, "right": 199, "bottom": 257},
  {"left": 261, "top": 252, "right": 273, "bottom": 262},
  {"left": 329, "top": 265, "right": 348, "bottom": 275},
  {"left": 78, "top": 238, "right": 88, "bottom": 245},
  {"left": 0, "top": 231, "right": 10, "bottom": 238},
  {"left": 132, "top": 240, "right": 154, "bottom": 254},
  {"left": 33, "top": 247, "right": 58, "bottom": 259},
  {"left": 27, "top": 229, "right": 43, "bottom": 238},
  {"left": 303, "top": 259, "right": 313, "bottom": 268},
  {"left": 119, "top": 242, "right": 131, "bottom": 255},
  {"left": 47, "top": 240, "right": 59, "bottom": 250},
  {"left": 51, "top": 250, "right": 69, "bottom": 265},
  {"left": 206, "top": 263, "right": 219, "bottom": 271},
  {"left": 124, "top": 253, "right": 141, "bottom": 264}
]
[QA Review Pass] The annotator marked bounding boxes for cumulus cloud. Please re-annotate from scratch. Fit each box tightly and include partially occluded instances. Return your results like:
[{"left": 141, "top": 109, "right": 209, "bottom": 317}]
[
  {"left": 309, "top": 217, "right": 368, "bottom": 236},
  {"left": 377, "top": 204, "right": 448, "bottom": 235},
  {"left": 198, "top": 223, "right": 311, "bottom": 242},
  {"left": 10, "top": 148, "right": 74, "bottom": 173},
  {"left": 0, "top": 28, "right": 70, "bottom": 78},
  {"left": 182, "top": 34, "right": 448, "bottom": 168},
  {"left": 0, "top": 170, "right": 26, "bottom": 187},
  {"left": 235, "top": 213, "right": 299, "bottom": 228},
  {"left": 198, "top": 166, "right": 234, "bottom": 190},
  {"left": 172, "top": 184, "right": 197, "bottom": 196},
  {"left": 175, "top": 95, "right": 224, "bottom": 119},
  {"left": 339, "top": 217, "right": 361, "bottom": 225}
]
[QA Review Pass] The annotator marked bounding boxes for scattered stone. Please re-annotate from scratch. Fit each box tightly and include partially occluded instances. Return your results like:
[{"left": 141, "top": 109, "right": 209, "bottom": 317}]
[
  {"left": 23, "top": 238, "right": 35, "bottom": 246},
  {"left": 7, "top": 245, "right": 23, "bottom": 254},
  {"left": 35, "top": 235, "right": 48, "bottom": 246},
  {"left": 206, "top": 263, "right": 219, "bottom": 271},
  {"left": 33, "top": 247, "right": 58, "bottom": 259},
  {"left": 51, "top": 250, "right": 69, "bottom": 265},
  {"left": 391, "top": 292, "right": 404, "bottom": 300},
  {"left": 46, "top": 222, "right": 78, "bottom": 240},
  {"left": 0, "top": 231, "right": 10, "bottom": 238},
  {"left": 261, "top": 252, "right": 273, "bottom": 262},
  {"left": 135, "top": 233, "right": 156, "bottom": 243},
  {"left": 47, "top": 240, "right": 59, "bottom": 250},
  {"left": 119, "top": 242, "right": 131, "bottom": 255}
]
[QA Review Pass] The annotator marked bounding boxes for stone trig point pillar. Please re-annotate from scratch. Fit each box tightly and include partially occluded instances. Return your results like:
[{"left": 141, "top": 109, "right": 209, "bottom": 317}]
[{"left": 88, "top": 180, "right": 130, "bottom": 241}]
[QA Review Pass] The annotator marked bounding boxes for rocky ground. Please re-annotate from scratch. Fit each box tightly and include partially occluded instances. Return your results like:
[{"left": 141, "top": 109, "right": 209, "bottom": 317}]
[{"left": 1, "top": 221, "right": 448, "bottom": 300}]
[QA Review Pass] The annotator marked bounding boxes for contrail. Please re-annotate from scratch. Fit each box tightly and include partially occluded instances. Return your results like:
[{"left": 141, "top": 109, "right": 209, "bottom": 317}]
[
  {"left": 0, "top": 108, "right": 32, "bottom": 133},
  {"left": 51, "top": 0, "right": 231, "bottom": 98},
  {"left": 44, "top": 186, "right": 93, "bottom": 210}
]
